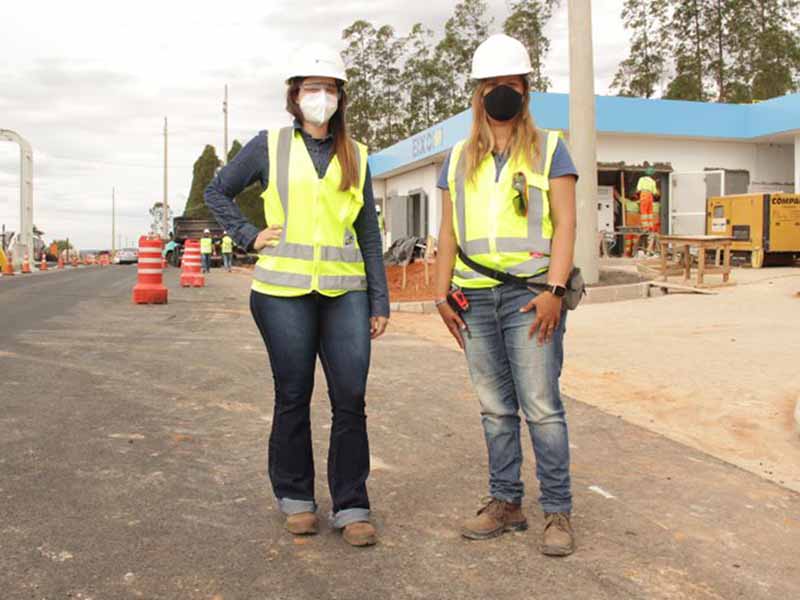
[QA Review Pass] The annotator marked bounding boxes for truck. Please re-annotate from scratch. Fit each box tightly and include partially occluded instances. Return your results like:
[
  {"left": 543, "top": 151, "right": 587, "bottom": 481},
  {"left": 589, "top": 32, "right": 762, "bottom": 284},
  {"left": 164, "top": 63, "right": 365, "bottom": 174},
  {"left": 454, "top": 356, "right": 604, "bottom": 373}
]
[{"left": 165, "top": 217, "right": 254, "bottom": 268}]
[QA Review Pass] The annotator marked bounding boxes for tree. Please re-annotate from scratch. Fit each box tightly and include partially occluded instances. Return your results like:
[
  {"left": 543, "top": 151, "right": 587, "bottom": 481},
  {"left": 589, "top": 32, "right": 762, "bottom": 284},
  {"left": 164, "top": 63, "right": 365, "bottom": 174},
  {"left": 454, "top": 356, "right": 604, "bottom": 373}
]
[
  {"left": 741, "top": 0, "right": 800, "bottom": 100},
  {"left": 183, "top": 145, "right": 220, "bottom": 219},
  {"left": 226, "top": 139, "right": 266, "bottom": 229},
  {"left": 700, "top": 0, "right": 754, "bottom": 102},
  {"left": 149, "top": 202, "right": 173, "bottom": 235},
  {"left": 52, "top": 239, "right": 73, "bottom": 252},
  {"left": 342, "top": 20, "right": 380, "bottom": 148},
  {"left": 664, "top": 0, "right": 709, "bottom": 101},
  {"left": 504, "top": 0, "right": 560, "bottom": 92},
  {"left": 435, "top": 0, "right": 494, "bottom": 117},
  {"left": 611, "top": 0, "right": 669, "bottom": 98},
  {"left": 373, "top": 25, "right": 408, "bottom": 149},
  {"left": 402, "top": 23, "right": 442, "bottom": 135}
]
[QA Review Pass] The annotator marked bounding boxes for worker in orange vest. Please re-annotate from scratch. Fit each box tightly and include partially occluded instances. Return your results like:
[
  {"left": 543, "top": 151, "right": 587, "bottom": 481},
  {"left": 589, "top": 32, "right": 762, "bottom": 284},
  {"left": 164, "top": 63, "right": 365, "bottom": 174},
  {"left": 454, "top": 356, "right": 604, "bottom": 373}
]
[{"left": 636, "top": 167, "right": 660, "bottom": 253}]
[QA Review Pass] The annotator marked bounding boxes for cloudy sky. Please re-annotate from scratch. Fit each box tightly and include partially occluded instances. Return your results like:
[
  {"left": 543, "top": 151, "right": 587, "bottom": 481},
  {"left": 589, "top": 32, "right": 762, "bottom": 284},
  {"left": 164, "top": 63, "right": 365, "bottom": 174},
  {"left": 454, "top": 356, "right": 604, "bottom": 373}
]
[{"left": 0, "top": 0, "right": 627, "bottom": 249}]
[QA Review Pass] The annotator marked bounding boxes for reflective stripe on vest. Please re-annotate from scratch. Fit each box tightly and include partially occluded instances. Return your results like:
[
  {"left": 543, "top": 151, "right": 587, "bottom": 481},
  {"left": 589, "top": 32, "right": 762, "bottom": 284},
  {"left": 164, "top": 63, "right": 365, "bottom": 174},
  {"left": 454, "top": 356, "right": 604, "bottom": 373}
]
[
  {"left": 252, "top": 126, "right": 368, "bottom": 295},
  {"left": 450, "top": 129, "right": 561, "bottom": 288}
]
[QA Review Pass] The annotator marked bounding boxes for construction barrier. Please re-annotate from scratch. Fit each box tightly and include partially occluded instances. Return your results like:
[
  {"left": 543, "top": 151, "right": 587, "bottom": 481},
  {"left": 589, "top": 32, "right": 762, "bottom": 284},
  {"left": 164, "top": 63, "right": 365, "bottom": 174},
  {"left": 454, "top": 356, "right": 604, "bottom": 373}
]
[
  {"left": 132, "top": 236, "right": 168, "bottom": 305},
  {"left": 21, "top": 254, "right": 32, "bottom": 274},
  {"left": 39, "top": 254, "right": 48, "bottom": 271},
  {"left": 179, "top": 239, "right": 205, "bottom": 288}
]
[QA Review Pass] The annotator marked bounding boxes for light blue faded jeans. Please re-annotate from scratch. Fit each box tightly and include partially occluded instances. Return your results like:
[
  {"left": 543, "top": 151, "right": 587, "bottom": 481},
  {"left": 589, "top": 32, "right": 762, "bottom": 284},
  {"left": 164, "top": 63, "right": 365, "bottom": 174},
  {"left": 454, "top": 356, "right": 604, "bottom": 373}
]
[{"left": 461, "top": 283, "right": 572, "bottom": 514}]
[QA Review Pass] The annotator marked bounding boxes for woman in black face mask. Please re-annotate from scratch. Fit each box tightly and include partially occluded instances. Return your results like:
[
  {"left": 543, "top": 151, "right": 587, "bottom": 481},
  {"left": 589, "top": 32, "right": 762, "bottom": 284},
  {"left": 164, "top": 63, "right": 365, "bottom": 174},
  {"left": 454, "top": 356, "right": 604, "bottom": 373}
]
[{"left": 434, "top": 34, "right": 579, "bottom": 556}]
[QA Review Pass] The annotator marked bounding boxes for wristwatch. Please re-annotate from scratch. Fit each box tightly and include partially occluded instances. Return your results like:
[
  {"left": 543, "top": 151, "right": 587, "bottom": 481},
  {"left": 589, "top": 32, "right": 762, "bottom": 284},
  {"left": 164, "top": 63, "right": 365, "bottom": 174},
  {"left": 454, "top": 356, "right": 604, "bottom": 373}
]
[{"left": 548, "top": 284, "right": 567, "bottom": 298}]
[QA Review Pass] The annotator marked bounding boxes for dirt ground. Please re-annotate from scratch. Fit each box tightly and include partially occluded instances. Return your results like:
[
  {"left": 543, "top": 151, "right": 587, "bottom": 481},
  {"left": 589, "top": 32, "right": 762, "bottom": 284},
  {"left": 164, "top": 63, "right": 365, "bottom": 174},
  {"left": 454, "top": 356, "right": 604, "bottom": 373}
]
[
  {"left": 391, "top": 265, "right": 800, "bottom": 493},
  {"left": 386, "top": 260, "right": 648, "bottom": 303}
]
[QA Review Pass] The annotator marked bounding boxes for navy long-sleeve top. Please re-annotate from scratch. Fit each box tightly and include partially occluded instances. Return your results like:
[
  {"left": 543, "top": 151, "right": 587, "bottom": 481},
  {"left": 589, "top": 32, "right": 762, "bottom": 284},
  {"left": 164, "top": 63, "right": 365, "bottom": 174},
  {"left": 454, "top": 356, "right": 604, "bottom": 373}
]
[{"left": 204, "top": 122, "right": 390, "bottom": 318}]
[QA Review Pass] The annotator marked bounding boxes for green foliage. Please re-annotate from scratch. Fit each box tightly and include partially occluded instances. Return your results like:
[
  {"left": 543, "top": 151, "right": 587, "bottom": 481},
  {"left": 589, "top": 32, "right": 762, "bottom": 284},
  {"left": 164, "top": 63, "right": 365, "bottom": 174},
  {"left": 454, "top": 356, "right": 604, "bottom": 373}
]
[
  {"left": 52, "top": 239, "right": 73, "bottom": 252},
  {"left": 742, "top": 0, "right": 800, "bottom": 100},
  {"left": 435, "top": 0, "right": 494, "bottom": 117},
  {"left": 342, "top": 20, "right": 380, "bottom": 148},
  {"left": 225, "top": 139, "right": 266, "bottom": 229},
  {"left": 402, "top": 23, "right": 443, "bottom": 135},
  {"left": 616, "top": 0, "right": 800, "bottom": 103},
  {"left": 664, "top": 0, "right": 709, "bottom": 101},
  {"left": 184, "top": 145, "right": 220, "bottom": 219},
  {"left": 611, "top": 0, "right": 669, "bottom": 98},
  {"left": 342, "top": 0, "right": 563, "bottom": 147},
  {"left": 504, "top": 0, "right": 560, "bottom": 92},
  {"left": 227, "top": 140, "right": 242, "bottom": 164}
]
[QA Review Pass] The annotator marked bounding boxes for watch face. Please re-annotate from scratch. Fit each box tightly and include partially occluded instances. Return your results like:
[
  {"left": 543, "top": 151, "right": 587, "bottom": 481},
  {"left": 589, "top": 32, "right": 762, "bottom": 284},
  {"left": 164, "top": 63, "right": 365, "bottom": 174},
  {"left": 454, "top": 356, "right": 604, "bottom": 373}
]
[{"left": 552, "top": 285, "right": 566, "bottom": 297}]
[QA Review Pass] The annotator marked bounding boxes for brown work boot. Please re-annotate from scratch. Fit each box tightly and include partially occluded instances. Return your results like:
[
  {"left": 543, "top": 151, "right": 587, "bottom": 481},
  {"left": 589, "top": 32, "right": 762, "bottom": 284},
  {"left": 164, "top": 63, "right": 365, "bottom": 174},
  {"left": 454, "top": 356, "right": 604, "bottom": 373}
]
[
  {"left": 342, "top": 521, "right": 377, "bottom": 547},
  {"left": 541, "top": 512, "right": 575, "bottom": 556},
  {"left": 461, "top": 498, "right": 528, "bottom": 540},
  {"left": 285, "top": 512, "right": 319, "bottom": 535}
]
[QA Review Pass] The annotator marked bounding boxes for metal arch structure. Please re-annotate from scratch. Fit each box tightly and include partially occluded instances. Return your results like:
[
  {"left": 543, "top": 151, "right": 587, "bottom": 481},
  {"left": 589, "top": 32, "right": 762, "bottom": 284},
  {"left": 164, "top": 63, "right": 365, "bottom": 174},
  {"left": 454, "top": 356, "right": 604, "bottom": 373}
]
[{"left": 0, "top": 129, "right": 34, "bottom": 267}]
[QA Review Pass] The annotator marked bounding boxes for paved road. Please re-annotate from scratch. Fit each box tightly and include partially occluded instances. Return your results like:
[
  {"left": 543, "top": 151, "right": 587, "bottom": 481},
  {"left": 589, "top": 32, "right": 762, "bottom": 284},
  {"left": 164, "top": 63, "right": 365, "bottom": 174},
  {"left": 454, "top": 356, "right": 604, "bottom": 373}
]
[
  {"left": 1, "top": 268, "right": 799, "bottom": 599},
  {"left": 0, "top": 265, "right": 137, "bottom": 337}
]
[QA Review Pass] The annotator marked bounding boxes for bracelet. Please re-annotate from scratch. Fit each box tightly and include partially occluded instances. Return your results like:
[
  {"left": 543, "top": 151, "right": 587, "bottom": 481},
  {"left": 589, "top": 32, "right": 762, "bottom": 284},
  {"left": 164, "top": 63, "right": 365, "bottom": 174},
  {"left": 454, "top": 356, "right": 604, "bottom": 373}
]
[{"left": 434, "top": 298, "right": 448, "bottom": 307}]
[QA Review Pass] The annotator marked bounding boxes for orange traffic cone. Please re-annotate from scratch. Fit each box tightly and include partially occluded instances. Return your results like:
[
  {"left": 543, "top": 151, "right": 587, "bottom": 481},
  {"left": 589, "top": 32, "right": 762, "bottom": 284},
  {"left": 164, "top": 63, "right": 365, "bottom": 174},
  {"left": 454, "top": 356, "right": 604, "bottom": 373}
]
[
  {"left": 71, "top": 256, "right": 79, "bottom": 267},
  {"left": 57, "top": 256, "right": 65, "bottom": 269},
  {"left": 39, "top": 254, "right": 48, "bottom": 271},
  {"left": 2, "top": 260, "right": 14, "bottom": 276},
  {"left": 22, "top": 254, "right": 32, "bottom": 274}
]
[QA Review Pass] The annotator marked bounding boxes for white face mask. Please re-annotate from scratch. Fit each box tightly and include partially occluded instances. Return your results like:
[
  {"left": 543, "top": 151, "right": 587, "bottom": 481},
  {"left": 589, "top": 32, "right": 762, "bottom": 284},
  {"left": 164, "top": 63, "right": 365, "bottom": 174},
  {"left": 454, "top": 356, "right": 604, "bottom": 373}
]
[{"left": 299, "top": 91, "right": 339, "bottom": 127}]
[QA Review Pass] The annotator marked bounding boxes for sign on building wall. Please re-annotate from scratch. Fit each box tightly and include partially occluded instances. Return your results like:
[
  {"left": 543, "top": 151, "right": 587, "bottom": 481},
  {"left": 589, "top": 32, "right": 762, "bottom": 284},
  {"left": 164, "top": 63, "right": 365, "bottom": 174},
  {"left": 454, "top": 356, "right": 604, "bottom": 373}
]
[{"left": 411, "top": 127, "right": 444, "bottom": 159}]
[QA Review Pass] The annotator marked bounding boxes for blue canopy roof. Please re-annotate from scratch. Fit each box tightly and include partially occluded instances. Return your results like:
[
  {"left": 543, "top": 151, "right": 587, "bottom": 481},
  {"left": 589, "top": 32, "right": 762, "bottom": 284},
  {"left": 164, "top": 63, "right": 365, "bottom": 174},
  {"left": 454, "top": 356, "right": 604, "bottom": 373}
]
[{"left": 369, "top": 92, "right": 800, "bottom": 177}]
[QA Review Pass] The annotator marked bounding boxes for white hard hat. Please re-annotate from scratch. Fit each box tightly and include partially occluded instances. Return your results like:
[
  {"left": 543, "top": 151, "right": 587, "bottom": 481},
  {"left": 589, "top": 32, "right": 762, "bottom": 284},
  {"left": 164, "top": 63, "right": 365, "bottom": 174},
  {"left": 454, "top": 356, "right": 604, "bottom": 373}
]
[
  {"left": 203, "top": 228, "right": 210, "bottom": 233},
  {"left": 471, "top": 34, "right": 532, "bottom": 80},
  {"left": 287, "top": 43, "right": 348, "bottom": 83}
]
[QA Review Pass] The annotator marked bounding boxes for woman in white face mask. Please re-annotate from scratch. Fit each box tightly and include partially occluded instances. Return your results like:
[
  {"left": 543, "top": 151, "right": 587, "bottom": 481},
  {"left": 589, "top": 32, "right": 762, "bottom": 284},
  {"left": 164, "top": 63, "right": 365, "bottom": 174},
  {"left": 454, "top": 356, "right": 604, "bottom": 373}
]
[{"left": 204, "top": 44, "right": 389, "bottom": 547}]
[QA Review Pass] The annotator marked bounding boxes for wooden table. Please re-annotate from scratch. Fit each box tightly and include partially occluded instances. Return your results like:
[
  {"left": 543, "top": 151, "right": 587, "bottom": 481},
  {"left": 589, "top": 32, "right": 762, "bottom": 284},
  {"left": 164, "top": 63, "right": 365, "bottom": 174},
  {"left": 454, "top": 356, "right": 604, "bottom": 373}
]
[{"left": 657, "top": 235, "right": 734, "bottom": 288}]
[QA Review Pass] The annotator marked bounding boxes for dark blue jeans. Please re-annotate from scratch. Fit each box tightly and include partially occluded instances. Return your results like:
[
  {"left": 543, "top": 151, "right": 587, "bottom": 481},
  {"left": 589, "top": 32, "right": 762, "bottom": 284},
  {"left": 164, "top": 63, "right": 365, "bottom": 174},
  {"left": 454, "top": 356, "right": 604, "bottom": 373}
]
[
  {"left": 250, "top": 289, "right": 372, "bottom": 528},
  {"left": 461, "top": 284, "right": 572, "bottom": 514}
]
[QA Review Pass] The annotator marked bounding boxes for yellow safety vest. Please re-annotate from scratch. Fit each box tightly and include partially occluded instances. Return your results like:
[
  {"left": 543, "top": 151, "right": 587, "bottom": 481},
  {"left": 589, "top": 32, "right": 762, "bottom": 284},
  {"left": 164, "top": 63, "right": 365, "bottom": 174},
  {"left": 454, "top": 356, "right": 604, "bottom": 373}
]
[
  {"left": 222, "top": 236, "right": 233, "bottom": 253},
  {"left": 637, "top": 176, "right": 658, "bottom": 194},
  {"left": 252, "top": 126, "right": 369, "bottom": 298},
  {"left": 200, "top": 237, "right": 213, "bottom": 254},
  {"left": 448, "top": 129, "right": 562, "bottom": 289}
]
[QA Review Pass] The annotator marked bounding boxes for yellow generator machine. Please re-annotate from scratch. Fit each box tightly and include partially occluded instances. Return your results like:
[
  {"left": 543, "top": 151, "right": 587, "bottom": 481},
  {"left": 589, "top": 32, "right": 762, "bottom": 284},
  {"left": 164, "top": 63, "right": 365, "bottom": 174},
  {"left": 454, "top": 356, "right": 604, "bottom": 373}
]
[{"left": 707, "top": 193, "right": 800, "bottom": 268}]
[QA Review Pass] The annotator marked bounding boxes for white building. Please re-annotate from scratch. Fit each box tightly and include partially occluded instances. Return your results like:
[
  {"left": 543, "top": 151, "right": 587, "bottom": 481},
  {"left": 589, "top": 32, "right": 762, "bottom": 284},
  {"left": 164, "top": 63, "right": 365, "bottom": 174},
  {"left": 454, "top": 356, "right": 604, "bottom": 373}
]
[{"left": 368, "top": 92, "right": 800, "bottom": 247}]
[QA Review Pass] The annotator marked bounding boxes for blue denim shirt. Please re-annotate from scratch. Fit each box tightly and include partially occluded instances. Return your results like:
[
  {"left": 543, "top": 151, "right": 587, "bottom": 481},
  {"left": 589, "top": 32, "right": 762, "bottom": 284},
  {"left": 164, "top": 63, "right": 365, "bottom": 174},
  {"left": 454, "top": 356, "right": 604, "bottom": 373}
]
[{"left": 204, "top": 122, "right": 390, "bottom": 317}]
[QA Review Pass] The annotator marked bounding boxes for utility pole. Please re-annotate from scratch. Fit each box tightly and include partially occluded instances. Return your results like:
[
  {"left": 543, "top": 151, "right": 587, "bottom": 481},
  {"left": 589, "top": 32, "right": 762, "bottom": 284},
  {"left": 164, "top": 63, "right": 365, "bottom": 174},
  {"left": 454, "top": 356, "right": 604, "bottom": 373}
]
[
  {"left": 568, "top": 0, "right": 600, "bottom": 285},
  {"left": 223, "top": 84, "right": 229, "bottom": 165},
  {"left": 163, "top": 117, "right": 169, "bottom": 240},
  {"left": 112, "top": 187, "right": 116, "bottom": 255}
]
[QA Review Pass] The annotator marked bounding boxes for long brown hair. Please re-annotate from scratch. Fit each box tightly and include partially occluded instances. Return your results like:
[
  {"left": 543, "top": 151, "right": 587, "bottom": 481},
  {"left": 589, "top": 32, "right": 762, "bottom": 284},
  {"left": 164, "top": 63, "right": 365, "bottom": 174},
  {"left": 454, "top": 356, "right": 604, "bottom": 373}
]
[
  {"left": 464, "top": 77, "right": 540, "bottom": 182},
  {"left": 286, "top": 78, "right": 359, "bottom": 191}
]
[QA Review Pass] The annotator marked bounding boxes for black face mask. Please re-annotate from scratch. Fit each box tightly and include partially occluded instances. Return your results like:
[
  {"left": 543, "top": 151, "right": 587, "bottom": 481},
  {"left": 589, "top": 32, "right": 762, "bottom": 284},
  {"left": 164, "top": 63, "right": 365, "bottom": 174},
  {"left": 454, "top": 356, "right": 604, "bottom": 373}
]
[{"left": 483, "top": 85, "right": 524, "bottom": 122}]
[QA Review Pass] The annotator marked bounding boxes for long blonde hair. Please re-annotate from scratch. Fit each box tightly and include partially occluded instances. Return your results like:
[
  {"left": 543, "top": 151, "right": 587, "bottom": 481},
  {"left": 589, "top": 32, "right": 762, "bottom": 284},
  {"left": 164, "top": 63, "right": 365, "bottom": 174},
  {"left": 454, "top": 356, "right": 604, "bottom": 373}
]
[{"left": 464, "top": 77, "right": 540, "bottom": 182}]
